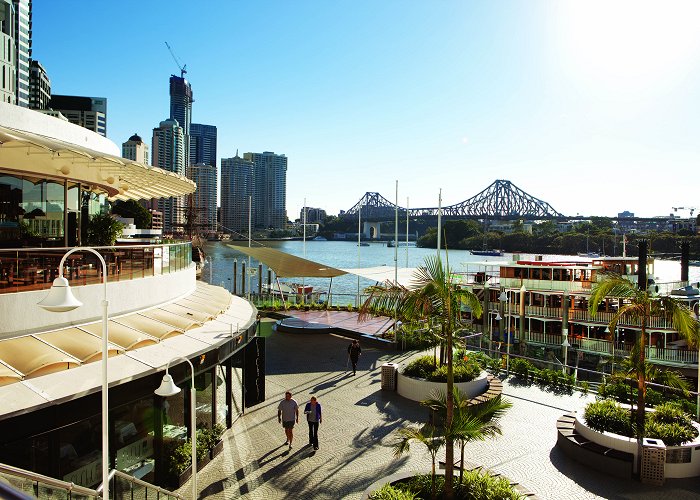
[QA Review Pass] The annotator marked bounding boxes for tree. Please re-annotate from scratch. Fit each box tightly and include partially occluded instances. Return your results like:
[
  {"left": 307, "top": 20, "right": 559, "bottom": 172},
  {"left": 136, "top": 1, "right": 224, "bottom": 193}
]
[
  {"left": 392, "top": 425, "right": 445, "bottom": 499},
  {"left": 589, "top": 275, "right": 698, "bottom": 455},
  {"left": 422, "top": 389, "right": 512, "bottom": 483},
  {"left": 112, "top": 200, "right": 152, "bottom": 229},
  {"left": 359, "top": 256, "right": 483, "bottom": 499},
  {"left": 86, "top": 213, "right": 124, "bottom": 246}
]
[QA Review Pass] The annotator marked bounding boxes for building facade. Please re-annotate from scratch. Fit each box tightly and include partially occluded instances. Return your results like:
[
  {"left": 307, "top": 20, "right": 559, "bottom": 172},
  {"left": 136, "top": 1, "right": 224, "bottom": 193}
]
[
  {"left": 300, "top": 207, "right": 327, "bottom": 224},
  {"left": 152, "top": 119, "right": 185, "bottom": 234},
  {"left": 220, "top": 155, "right": 254, "bottom": 233},
  {"left": 11, "top": 0, "right": 30, "bottom": 107},
  {"left": 187, "top": 163, "right": 217, "bottom": 233},
  {"left": 122, "top": 133, "right": 150, "bottom": 166},
  {"left": 49, "top": 95, "right": 107, "bottom": 137},
  {"left": 169, "top": 75, "right": 192, "bottom": 168},
  {"left": 189, "top": 123, "right": 216, "bottom": 167},
  {"left": 0, "top": 0, "right": 15, "bottom": 104},
  {"left": 28, "top": 58, "right": 49, "bottom": 109},
  {"left": 243, "top": 151, "right": 287, "bottom": 230}
]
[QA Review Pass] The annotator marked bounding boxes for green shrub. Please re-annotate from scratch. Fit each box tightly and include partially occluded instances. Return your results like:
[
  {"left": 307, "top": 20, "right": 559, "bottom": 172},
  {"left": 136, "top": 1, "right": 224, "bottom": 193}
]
[
  {"left": 368, "top": 483, "right": 417, "bottom": 500},
  {"left": 580, "top": 381, "right": 590, "bottom": 395},
  {"left": 510, "top": 358, "right": 535, "bottom": 380},
  {"left": 584, "top": 400, "right": 633, "bottom": 436},
  {"left": 427, "top": 361, "right": 481, "bottom": 383},
  {"left": 391, "top": 472, "right": 525, "bottom": 500},
  {"left": 403, "top": 355, "right": 437, "bottom": 379},
  {"left": 645, "top": 402, "right": 698, "bottom": 446}
]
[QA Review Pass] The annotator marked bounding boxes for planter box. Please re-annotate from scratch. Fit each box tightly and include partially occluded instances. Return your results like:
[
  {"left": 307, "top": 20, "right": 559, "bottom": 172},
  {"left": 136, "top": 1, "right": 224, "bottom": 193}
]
[
  {"left": 397, "top": 371, "right": 489, "bottom": 402},
  {"left": 210, "top": 440, "right": 224, "bottom": 459}
]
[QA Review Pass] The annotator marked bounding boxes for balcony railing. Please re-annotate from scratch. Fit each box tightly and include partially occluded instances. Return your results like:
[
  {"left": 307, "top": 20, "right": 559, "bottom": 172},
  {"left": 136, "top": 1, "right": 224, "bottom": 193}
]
[{"left": 0, "top": 243, "right": 192, "bottom": 294}]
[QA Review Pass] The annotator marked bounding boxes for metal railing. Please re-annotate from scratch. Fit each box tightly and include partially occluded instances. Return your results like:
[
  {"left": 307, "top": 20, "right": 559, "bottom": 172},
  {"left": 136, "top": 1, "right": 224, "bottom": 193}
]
[
  {"left": 0, "top": 463, "right": 183, "bottom": 500},
  {"left": 0, "top": 243, "right": 192, "bottom": 294}
]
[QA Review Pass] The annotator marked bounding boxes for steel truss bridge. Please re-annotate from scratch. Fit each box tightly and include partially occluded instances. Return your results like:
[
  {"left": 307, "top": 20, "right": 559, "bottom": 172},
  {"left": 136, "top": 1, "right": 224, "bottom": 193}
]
[{"left": 342, "top": 180, "right": 564, "bottom": 221}]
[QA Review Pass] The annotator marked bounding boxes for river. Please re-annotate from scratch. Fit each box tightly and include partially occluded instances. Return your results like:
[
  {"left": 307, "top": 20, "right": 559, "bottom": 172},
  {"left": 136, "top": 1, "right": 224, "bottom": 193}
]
[{"left": 202, "top": 240, "right": 700, "bottom": 305}]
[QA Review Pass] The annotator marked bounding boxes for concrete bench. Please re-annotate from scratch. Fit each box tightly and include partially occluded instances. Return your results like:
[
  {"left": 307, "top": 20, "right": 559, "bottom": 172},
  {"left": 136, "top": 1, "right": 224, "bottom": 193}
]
[{"left": 556, "top": 413, "right": 633, "bottom": 479}]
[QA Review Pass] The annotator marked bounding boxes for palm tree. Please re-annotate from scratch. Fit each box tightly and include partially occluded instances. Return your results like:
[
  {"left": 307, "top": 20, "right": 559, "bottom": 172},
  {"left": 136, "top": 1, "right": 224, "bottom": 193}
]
[
  {"left": 393, "top": 425, "right": 445, "bottom": 500},
  {"left": 360, "top": 255, "right": 483, "bottom": 499},
  {"left": 422, "top": 388, "right": 512, "bottom": 483},
  {"left": 589, "top": 275, "right": 699, "bottom": 440}
]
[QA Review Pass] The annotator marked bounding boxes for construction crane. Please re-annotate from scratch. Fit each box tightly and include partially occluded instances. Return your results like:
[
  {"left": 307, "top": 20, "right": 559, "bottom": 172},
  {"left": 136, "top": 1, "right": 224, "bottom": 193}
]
[
  {"left": 165, "top": 41, "right": 187, "bottom": 78},
  {"left": 672, "top": 206, "right": 697, "bottom": 217}
]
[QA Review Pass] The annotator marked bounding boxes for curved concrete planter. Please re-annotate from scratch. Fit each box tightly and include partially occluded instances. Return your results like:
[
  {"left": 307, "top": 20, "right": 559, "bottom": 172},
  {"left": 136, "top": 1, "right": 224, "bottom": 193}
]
[
  {"left": 573, "top": 413, "right": 700, "bottom": 478},
  {"left": 397, "top": 370, "right": 489, "bottom": 402}
]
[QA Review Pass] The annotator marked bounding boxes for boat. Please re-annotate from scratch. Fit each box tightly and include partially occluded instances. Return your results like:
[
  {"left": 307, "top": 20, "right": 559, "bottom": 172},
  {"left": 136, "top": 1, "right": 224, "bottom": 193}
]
[
  {"left": 386, "top": 240, "right": 394, "bottom": 247},
  {"left": 312, "top": 235, "right": 327, "bottom": 241},
  {"left": 358, "top": 242, "right": 370, "bottom": 247},
  {"left": 458, "top": 254, "right": 700, "bottom": 376},
  {"left": 471, "top": 249, "right": 503, "bottom": 257},
  {"left": 577, "top": 252, "right": 600, "bottom": 258}
]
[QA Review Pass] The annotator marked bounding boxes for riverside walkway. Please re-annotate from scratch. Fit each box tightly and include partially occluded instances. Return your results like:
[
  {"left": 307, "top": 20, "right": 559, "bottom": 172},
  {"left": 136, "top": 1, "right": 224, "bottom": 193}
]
[{"left": 190, "top": 320, "right": 700, "bottom": 499}]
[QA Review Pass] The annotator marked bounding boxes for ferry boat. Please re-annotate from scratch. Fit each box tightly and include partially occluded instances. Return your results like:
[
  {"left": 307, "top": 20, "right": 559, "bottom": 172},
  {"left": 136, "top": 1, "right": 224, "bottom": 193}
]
[
  {"left": 471, "top": 249, "right": 504, "bottom": 257},
  {"left": 458, "top": 255, "right": 699, "bottom": 379}
]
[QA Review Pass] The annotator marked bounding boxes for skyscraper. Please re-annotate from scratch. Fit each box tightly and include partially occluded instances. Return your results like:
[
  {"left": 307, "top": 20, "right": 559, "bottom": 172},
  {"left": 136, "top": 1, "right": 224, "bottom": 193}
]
[
  {"left": 122, "top": 133, "right": 150, "bottom": 165},
  {"left": 28, "top": 59, "right": 50, "bottom": 109},
  {"left": 188, "top": 123, "right": 217, "bottom": 234},
  {"left": 189, "top": 123, "right": 217, "bottom": 167},
  {"left": 0, "top": 1, "right": 15, "bottom": 104},
  {"left": 169, "top": 75, "right": 193, "bottom": 167},
  {"left": 243, "top": 151, "right": 288, "bottom": 230},
  {"left": 12, "top": 0, "right": 30, "bottom": 108},
  {"left": 220, "top": 154, "right": 254, "bottom": 233},
  {"left": 49, "top": 95, "right": 107, "bottom": 136},
  {"left": 152, "top": 119, "right": 185, "bottom": 233},
  {"left": 187, "top": 163, "right": 217, "bottom": 233}
]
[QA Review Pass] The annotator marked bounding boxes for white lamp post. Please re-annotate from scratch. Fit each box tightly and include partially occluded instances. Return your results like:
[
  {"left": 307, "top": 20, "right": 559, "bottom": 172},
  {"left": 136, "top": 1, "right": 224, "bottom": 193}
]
[
  {"left": 492, "top": 312, "right": 502, "bottom": 358},
  {"left": 38, "top": 247, "right": 110, "bottom": 500},
  {"left": 154, "top": 357, "right": 197, "bottom": 500},
  {"left": 499, "top": 290, "right": 511, "bottom": 375},
  {"left": 562, "top": 328, "right": 570, "bottom": 374}
]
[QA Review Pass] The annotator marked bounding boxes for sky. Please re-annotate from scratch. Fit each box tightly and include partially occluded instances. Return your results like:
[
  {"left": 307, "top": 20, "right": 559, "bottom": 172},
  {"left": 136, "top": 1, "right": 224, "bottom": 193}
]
[{"left": 32, "top": 1, "right": 700, "bottom": 221}]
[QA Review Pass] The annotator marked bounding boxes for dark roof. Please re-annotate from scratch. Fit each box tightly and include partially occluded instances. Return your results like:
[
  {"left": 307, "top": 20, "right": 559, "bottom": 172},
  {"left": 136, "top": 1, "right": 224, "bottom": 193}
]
[{"left": 128, "top": 133, "right": 143, "bottom": 143}]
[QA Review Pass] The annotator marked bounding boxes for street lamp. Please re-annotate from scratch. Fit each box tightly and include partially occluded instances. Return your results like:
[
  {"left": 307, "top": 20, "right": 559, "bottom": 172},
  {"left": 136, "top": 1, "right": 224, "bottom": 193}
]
[
  {"left": 154, "top": 357, "right": 197, "bottom": 500},
  {"left": 38, "top": 247, "right": 110, "bottom": 500},
  {"left": 492, "top": 312, "right": 502, "bottom": 358},
  {"left": 562, "top": 328, "right": 570, "bottom": 374},
  {"left": 498, "top": 290, "right": 511, "bottom": 375}
]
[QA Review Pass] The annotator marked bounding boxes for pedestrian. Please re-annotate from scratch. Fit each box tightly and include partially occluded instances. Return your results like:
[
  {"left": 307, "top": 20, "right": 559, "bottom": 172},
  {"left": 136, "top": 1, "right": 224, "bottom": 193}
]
[
  {"left": 348, "top": 339, "right": 361, "bottom": 375},
  {"left": 303, "top": 396, "right": 322, "bottom": 450},
  {"left": 277, "top": 391, "right": 299, "bottom": 449}
]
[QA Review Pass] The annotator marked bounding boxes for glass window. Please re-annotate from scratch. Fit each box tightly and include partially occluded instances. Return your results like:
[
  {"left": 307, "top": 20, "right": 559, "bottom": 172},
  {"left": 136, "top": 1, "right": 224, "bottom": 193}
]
[{"left": 113, "top": 397, "right": 156, "bottom": 483}]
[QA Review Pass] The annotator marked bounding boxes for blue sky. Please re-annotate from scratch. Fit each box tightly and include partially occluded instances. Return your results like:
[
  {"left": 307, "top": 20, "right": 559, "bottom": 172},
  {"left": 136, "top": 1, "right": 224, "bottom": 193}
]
[{"left": 33, "top": 1, "right": 700, "bottom": 220}]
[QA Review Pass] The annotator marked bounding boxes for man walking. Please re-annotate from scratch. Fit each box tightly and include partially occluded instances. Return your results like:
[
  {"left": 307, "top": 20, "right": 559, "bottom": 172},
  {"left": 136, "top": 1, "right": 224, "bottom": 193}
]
[
  {"left": 348, "top": 339, "right": 362, "bottom": 375},
  {"left": 277, "top": 391, "right": 299, "bottom": 449}
]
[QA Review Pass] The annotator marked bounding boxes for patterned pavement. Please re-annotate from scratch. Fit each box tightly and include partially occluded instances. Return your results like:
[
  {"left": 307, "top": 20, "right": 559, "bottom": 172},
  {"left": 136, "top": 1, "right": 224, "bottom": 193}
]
[{"left": 188, "top": 327, "right": 700, "bottom": 500}]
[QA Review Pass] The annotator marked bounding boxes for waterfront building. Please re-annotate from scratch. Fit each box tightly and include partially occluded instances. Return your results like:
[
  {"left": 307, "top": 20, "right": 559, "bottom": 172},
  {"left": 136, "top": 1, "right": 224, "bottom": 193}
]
[
  {"left": 28, "top": 58, "right": 50, "bottom": 110},
  {"left": 0, "top": 102, "right": 265, "bottom": 492},
  {"left": 221, "top": 154, "right": 254, "bottom": 233},
  {"left": 152, "top": 118, "right": 185, "bottom": 234},
  {"left": 187, "top": 163, "right": 217, "bottom": 233},
  {"left": 300, "top": 207, "right": 327, "bottom": 224},
  {"left": 122, "top": 133, "right": 150, "bottom": 166},
  {"left": 12, "top": 0, "right": 30, "bottom": 107},
  {"left": 49, "top": 95, "right": 107, "bottom": 137},
  {"left": 243, "top": 151, "right": 287, "bottom": 230},
  {"left": 0, "top": 0, "right": 15, "bottom": 104}
]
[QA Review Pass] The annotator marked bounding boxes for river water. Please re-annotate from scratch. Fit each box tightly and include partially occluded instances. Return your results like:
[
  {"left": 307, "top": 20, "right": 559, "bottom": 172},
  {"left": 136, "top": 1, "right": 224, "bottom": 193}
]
[{"left": 202, "top": 240, "right": 700, "bottom": 304}]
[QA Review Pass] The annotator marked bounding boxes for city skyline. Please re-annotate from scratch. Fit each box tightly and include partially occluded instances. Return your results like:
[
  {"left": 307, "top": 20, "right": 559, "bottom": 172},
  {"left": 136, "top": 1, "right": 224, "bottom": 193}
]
[{"left": 31, "top": 1, "right": 700, "bottom": 220}]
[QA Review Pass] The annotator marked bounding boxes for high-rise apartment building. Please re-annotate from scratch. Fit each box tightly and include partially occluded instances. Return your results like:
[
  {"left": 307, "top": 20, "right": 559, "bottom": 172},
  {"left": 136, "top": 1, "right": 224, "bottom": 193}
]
[
  {"left": 300, "top": 207, "right": 327, "bottom": 224},
  {"left": 169, "top": 75, "right": 193, "bottom": 168},
  {"left": 122, "top": 133, "right": 150, "bottom": 165},
  {"left": 189, "top": 123, "right": 216, "bottom": 167},
  {"left": 187, "top": 163, "right": 217, "bottom": 233},
  {"left": 49, "top": 95, "right": 107, "bottom": 136},
  {"left": 0, "top": 1, "right": 15, "bottom": 104},
  {"left": 152, "top": 119, "right": 185, "bottom": 234},
  {"left": 243, "top": 151, "right": 287, "bottom": 230},
  {"left": 220, "top": 155, "right": 254, "bottom": 233},
  {"left": 12, "top": 0, "right": 30, "bottom": 107},
  {"left": 28, "top": 59, "right": 49, "bottom": 109}
]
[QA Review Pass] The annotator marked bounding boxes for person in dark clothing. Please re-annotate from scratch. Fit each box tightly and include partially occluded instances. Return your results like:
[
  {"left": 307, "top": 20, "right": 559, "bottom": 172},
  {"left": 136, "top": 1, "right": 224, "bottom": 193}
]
[
  {"left": 303, "top": 396, "right": 322, "bottom": 450},
  {"left": 348, "top": 340, "right": 361, "bottom": 375}
]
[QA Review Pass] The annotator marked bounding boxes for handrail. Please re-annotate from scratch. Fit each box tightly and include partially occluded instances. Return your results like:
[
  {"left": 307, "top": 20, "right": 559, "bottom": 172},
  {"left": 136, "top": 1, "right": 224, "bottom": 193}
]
[
  {"left": 0, "top": 242, "right": 192, "bottom": 252},
  {"left": 0, "top": 463, "right": 184, "bottom": 500},
  {"left": 0, "top": 462, "right": 99, "bottom": 497},
  {"left": 96, "top": 469, "right": 185, "bottom": 499}
]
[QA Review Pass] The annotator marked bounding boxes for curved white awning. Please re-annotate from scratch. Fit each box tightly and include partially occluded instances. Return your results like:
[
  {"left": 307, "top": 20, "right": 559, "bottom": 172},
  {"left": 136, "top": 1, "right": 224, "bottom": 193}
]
[{"left": 0, "top": 125, "right": 196, "bottom": 201}]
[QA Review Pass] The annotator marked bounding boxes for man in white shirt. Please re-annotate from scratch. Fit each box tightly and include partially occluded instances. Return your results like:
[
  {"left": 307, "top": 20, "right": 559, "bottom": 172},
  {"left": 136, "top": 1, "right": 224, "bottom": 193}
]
[{"left": 277, "top": 391, "right": 299, "bottom": 449}]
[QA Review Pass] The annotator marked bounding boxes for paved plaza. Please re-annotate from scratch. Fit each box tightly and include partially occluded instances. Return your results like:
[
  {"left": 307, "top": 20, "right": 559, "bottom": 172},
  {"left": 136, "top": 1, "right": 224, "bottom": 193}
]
[{"left": 190, "top": 326, "right": 700, "bottom": 499}]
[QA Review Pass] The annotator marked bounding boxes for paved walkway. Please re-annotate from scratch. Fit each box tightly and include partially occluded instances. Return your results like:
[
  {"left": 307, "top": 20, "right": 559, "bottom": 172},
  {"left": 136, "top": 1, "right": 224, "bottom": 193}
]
[{"left": 189, "top": 329, "right": 700, "bottom": 500}]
